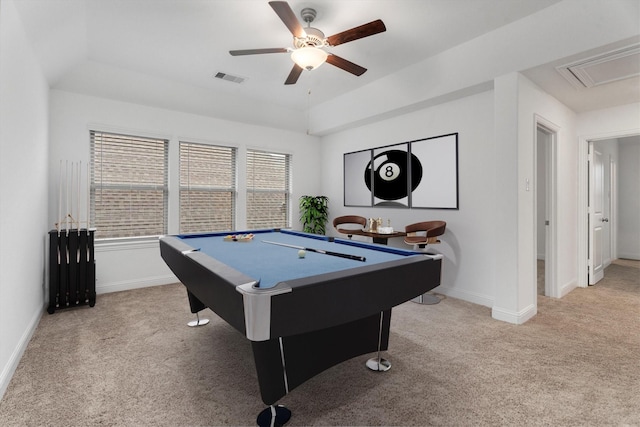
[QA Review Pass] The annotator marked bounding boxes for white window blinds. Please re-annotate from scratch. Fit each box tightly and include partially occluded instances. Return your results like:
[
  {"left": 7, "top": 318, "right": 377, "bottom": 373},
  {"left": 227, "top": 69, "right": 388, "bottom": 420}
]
[
  {"left": 179, "top": 142, "right": 236, "bottom": 233},
  {"left": 90, "top": 131, "right": 168, "bottom": 239},
  {"left": 246, "top": 149, "right": 291, "bottom": 229}
]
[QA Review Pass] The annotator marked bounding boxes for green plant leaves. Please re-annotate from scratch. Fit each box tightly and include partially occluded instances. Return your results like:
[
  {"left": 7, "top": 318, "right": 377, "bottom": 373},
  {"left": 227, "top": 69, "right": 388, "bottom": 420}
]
[{"left": 299, "top": 195, "right": 329, "bottom": 235}]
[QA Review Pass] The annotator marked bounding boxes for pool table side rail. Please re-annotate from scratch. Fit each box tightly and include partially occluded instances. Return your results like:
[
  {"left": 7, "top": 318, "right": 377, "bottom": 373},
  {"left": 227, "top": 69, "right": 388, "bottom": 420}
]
[{"left": 174, "top": 228, "right": 431, "bottom": 257}]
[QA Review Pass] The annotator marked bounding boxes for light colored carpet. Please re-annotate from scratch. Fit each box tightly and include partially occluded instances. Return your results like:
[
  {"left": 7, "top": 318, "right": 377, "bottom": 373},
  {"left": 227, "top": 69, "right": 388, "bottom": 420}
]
[
  {"left": 0, "top": 260, "right": 638, "bottom": 426},
  {"left": 537, "top": 259, "right": 545, "bottom": 295}
]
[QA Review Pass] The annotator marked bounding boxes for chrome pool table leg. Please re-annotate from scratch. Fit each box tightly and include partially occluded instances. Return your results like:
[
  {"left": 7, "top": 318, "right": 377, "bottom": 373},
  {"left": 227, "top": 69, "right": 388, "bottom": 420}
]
[
  {"left": 256, "top": 404, "right": 291, "bottom": 427},
  {"left": 366, "top": 311, "right": 391, "bottom": 372},
  {"left": 187, "top": 311, "right": 210, "bottom": 327}
]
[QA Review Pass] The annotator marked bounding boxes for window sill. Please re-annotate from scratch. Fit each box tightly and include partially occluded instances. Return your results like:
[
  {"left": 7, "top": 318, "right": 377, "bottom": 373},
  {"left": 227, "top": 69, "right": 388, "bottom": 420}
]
[{"left": 95, "top": 235, "right": 161, "bottom": 252}]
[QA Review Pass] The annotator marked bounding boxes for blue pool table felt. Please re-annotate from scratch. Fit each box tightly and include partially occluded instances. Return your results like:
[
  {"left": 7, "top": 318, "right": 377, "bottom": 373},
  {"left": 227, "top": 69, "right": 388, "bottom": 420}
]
[{"left": 177, "top": 230, "right": 421, "bottom": 288}]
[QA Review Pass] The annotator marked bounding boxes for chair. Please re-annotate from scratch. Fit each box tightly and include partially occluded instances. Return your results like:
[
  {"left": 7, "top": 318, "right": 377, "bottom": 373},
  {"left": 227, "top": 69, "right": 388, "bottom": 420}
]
[
  {"left": 333, "top": 215, "right": 367, "bottom": 239},
  {"left": 404, "top": 220, "right": 446, "bottom": 305},
  {"left": 404, "top": 220, "right": 446, "bottom": 248}
]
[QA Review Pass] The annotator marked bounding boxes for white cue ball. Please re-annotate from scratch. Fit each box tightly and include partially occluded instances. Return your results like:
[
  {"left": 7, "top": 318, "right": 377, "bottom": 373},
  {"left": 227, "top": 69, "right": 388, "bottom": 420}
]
[{"left": 298, "top": 250, "right": 306, "bottom": 258}]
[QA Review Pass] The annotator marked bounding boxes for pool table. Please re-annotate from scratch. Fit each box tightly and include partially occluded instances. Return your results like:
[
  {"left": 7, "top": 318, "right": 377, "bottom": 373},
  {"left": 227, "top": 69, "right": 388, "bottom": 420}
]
[{"left": 159, "top": 228, "right": 442, "bottom": 425}]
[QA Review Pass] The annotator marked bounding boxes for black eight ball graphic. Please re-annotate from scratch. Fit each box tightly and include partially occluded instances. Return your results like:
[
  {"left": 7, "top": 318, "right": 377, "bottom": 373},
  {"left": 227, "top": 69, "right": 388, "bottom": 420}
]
[{"left": 364, "top": 150, "right": 423, "bottom": 200}]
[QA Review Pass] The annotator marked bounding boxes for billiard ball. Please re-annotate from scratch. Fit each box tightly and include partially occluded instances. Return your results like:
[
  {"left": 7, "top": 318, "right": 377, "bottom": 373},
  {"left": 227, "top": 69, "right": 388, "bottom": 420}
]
[
  {"left": 298, "top": 250, "right": 306, "bottom": 258},
  {"left": 364, "top": 150, "right": 423, "bottom": 201}
]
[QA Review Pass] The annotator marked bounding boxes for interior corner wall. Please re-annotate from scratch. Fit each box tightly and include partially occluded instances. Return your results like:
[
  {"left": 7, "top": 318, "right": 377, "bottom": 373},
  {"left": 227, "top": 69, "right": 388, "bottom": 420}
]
[
  {"left": 517, "top": 75, "right": 579, "bottom": 302},
  {"left": 0, "top": 0, "right": 50, "bottom": 399},
  {"left": 48, "top": 90, "right": 321, "bottom": 295},
  {"left": 492, "top": 73, "right": 521, "bottom": 322},
  {"left": 320, "top": 90, "right": 497, "bottom": 308},
  {"left": 493, "top": 72, "right": 578, "bottom": 324}
]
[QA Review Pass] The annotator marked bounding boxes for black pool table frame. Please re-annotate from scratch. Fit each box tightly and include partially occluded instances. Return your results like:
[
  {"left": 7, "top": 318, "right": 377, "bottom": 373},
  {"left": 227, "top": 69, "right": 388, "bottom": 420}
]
[{"left": 159, "top": 230, "right": 442, "bottom": 424}]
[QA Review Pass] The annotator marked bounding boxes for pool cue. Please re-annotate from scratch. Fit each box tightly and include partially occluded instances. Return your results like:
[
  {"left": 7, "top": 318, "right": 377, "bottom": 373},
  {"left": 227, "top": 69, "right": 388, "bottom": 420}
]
[
  {"left": 58, "top": 160, "right": 62, "bottom": 233},
  {"left": 77, "top": 161, "right": 81, "bottom": 231},
  {"left": 65, "top": 160, "right": 70, "bottom": 233},
  {"left": 86, "top": 162, "right": 90, "bottom": 230},
  {"left": 262, "top": 240, "right": 366, "bottom": 262}
]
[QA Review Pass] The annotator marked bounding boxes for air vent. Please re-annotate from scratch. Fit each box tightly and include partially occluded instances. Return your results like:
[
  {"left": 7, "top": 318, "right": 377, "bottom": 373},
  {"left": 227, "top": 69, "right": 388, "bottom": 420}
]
[
  {"left": 556, "top": 44, "right": 640, "bottom": 89},
  {"left": 214, "top": 72, "right": 246, "bottom": 84}
]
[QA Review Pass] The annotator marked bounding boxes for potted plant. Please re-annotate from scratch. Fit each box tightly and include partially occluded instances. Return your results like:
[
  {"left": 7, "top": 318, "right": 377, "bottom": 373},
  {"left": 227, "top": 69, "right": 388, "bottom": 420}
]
[{"left": 299, "top": 195, "right": 329, "bottom": 235}]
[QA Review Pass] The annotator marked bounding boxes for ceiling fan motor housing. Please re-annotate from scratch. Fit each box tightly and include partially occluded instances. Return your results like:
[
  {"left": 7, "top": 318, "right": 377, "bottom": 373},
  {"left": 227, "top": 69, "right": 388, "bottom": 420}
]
[
  {"left": 294, "top": 7, "right": 326, "bottom": 48},
  {"left": 295, "top": 27, "right": 326, "bottom": 48}
]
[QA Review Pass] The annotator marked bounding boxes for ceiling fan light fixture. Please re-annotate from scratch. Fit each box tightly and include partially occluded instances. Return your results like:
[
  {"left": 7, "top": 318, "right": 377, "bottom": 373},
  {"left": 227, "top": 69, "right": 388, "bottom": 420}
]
[{"left": 291, "top": 46, "right": 328, "bottom": 71}]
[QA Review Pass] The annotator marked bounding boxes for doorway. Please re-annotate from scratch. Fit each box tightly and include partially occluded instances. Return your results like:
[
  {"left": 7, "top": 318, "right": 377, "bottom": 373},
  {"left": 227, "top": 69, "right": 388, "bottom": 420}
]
[
  {"left": 578, "top": 131, "right": 640, "bottom": 287},
  {"left": 535, "top": 116, "right": 558, "bottom": 298}
]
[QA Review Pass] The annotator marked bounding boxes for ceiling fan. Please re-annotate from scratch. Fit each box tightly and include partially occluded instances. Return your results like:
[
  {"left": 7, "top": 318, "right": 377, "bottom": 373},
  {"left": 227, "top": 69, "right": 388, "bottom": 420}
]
[{"left": 229, "top": 1, "right": 386, "bottom": 85}]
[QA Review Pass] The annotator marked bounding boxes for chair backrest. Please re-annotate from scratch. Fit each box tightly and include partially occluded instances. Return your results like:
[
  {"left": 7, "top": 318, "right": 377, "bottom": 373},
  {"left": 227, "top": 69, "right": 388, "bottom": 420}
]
[
  {"left": 333, "top": 215, "right": 367, "bottom": 229},
  {"left": 405, "top": 221, "right": 446, "bottom": 238}
]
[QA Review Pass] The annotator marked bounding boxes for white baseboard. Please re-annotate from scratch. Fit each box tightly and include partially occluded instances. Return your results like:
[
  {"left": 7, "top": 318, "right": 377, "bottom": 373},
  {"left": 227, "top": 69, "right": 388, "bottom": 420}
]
[
  {"left": 492, "top": 303, "right": 536, "bottom": 325},
  {"left": 96, "top": 274, "right": 178, "bottom": 294},
  {"left": 617, "top": 253, "right": 640, "bottom": 261},
  {"left": 559, "top": 278, "right": 578, "bottom": 297},
  {"left": 435, "top": 285, "right": 493, "bottom": 308},
  {"left": 0, "top": 306, "right": 42, "bottom": 401}
]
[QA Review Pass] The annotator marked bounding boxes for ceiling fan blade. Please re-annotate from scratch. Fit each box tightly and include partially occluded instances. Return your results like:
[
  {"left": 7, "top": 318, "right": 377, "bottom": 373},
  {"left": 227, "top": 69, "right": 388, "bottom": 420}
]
[
  {"left": 326, "top": 54, "right": 367, "bottom": 76},
  {"left": 284, "top": 64, "right": 303, "bottom": 85},
  {"left": 269, "top": 1, "right": 306, "bottom": 39},
  {"left": 229, "top": 48, "right": 289, "bottom": 56},
  {"left": 327, "top": 19, "right": 386, "bottom": 46}
]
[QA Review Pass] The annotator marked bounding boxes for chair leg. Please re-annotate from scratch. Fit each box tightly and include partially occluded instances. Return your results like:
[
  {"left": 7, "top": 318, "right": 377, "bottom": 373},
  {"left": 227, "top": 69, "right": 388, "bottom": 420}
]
[{"left": 412, "top": 293, "right": 441, "bottom": 304}]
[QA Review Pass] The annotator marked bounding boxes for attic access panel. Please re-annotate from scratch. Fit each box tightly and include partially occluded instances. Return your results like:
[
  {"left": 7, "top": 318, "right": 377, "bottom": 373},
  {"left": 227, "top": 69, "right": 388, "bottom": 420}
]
[{"left": 556, "top": 44, "right": 640, "bottom": 88}]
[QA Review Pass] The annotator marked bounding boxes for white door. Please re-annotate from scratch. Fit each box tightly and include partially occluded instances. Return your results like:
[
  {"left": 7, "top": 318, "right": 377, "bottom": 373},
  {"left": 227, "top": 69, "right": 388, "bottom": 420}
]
[{"left": 588, "top": 143, "right": 605, "bottom": 285}]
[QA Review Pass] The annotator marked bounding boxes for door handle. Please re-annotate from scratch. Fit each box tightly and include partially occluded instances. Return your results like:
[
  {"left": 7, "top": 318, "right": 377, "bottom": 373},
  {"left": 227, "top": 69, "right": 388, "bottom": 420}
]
[{"left": 602, "top": 218, "right": 609, "bottom": 222}]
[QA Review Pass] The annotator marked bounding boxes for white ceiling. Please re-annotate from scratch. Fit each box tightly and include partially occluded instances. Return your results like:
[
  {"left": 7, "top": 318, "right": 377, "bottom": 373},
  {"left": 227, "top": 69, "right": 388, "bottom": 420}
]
[{"left": 13, "top": 0, "right": 640, "bottom": 134}]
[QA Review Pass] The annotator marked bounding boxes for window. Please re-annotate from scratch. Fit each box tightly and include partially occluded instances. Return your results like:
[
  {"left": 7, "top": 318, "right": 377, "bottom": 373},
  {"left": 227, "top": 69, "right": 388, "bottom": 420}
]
[
  {"left": 246, "top": 149, "right": 291, "bottom": 229},
  {"left": 179, "top": 142, "right": 236, "bottom": 233},
  {"left": 90, "top": 131, "right": 168, "bottom": 239}
]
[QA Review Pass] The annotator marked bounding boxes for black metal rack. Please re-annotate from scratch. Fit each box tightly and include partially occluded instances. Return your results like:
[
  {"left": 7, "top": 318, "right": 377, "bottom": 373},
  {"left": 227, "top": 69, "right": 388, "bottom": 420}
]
[{"left": 48, "top": 229, "right": 96, "bottom": 314}]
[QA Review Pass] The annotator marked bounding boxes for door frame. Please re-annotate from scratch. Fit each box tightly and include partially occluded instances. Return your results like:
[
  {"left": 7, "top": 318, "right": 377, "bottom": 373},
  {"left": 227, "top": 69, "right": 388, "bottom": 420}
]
[
  {"left": 534, "top": 115, "right": 558, "bottom": 298},
  {"left": 578, "top": 128, "right": 640, "bottom": 287},
  {"left": 609, "top": 157, "right": 617, "bottom": 262}
]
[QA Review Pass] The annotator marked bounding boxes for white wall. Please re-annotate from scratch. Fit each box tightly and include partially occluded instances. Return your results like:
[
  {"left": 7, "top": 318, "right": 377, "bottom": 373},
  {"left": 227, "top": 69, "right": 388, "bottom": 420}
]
[
  {"left": 0, "top": 0, "right": 50, "bottom": 399},
  {"left": 618, "top": 141, "right": 640, "bottom": 259},
  {"left": 48, "top": 90, "right": 322, "bottom": 294},
  {"left": 321, "top": 90, "right": 497, "bottom": 308}
]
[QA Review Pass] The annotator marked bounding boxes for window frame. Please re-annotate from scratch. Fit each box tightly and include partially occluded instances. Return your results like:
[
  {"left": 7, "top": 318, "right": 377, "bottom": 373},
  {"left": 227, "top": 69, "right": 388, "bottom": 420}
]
[
  {"left": 245, "top": 148, "right": 292, "bottom": 230},
  {"left": 90, "top": 130, "right": 169, "bottom": 240},
  {"left": 178, "top": 141, "right": 237, "bottom": 233}
]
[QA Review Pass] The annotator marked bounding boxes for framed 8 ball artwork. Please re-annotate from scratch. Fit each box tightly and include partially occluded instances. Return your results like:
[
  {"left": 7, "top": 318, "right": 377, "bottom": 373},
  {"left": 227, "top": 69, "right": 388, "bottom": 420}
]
[{"left": 343, "top": 133, "right": 458, "bottom": 209}]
